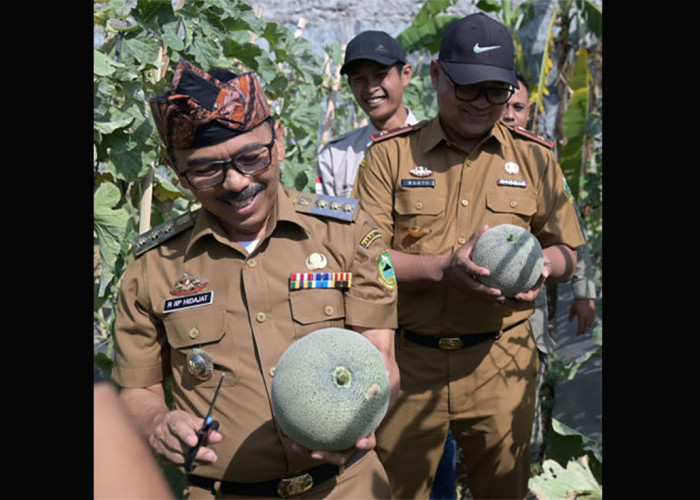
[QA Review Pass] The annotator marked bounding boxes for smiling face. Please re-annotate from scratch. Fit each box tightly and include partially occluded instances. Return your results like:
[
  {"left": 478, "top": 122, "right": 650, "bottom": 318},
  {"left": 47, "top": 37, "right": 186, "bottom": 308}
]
[
  {"left": 430, "top": 59, "right": 509, "bottom": 149},
  {"left": 346, "top": 60, "right": 412, "bottom": 130},
  {"left": 500, "top": 80, "right": 529, "bottom": 128},
  {"left": 170, "top": 119, "right": 285, "bottom": 242}
]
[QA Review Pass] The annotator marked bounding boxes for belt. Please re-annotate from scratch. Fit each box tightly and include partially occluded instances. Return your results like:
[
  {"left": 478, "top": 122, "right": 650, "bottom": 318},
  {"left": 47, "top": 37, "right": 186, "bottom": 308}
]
[
  {"left": 187, "top": 450, "right": 366, "bottom": 498},
  {"left": 396, "top": 319, "right": 527, "bottom": 351}
]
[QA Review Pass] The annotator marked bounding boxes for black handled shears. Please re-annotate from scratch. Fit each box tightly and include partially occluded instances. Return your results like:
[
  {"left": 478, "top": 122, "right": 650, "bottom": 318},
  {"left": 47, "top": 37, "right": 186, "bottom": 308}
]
[{"left": 184, "top": 373, "right": 225, "bottom": 472}]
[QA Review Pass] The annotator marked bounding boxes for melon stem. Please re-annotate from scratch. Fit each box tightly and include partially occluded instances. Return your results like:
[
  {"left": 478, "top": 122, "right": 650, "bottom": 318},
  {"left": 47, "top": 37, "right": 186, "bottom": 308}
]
[{"left": 333, "top": 366, "right": 352, "bottom": 387}]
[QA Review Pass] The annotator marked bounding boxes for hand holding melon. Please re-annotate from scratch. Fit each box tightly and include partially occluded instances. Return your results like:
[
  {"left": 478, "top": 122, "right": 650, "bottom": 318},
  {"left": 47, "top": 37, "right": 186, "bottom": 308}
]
[{"left": 271, "top": 328, "right": 391, "bottom": 453}]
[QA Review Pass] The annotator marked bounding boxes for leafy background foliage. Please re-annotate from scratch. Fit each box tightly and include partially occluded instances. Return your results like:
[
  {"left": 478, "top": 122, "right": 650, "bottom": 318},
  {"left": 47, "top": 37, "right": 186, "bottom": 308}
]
[{"left": 94, "top": 0, "right": 602, "bottom": 496}]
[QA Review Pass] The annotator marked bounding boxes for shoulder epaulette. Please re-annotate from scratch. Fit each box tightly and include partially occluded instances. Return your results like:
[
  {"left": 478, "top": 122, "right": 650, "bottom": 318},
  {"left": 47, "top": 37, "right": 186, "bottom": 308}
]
[
  {"left": 512, "top": 125, "right": 555, "bottom": 149},
  {"left": 370, "top": 124, "right": 416, "bottom": 143},
  {"left": 293, "top": 193, "right": 358, "bottom": 222},
  {"left": 133, "top": 210, "right": 199, "bottom": 257}
]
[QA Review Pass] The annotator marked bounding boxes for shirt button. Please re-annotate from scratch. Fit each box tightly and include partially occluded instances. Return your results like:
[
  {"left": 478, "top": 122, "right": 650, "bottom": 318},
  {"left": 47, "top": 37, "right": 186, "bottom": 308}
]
[
  {"left": 247, "top": 259, "right": 257, "bottom": 268},
  {"left": 458, "top": 237, "right": 466, "bottom": 245},
  {"left": 189, "top": 328, "right": 200, "bottom": 339},
  {"left": 510, "top": 201, "right": 518, "bottom": 208},
  {"left": 461, "top": 199, "right": 469, "bottom": 207},
  {"left": 269, "top": 366, "right": 276, "bottom": 377},
  {"left": 415, "top": 202, "right": 423, "bottom": 210},
  {"left": 324, "top": 305, "right": 334, "bottom": 316},
  {"left": 256, "top": 312, "right": 267, "bottom": 322}
]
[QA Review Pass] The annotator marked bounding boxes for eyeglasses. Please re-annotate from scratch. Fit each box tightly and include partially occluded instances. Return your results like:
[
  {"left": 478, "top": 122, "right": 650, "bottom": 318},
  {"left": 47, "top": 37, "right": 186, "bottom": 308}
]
[
  {"left": 179, "top": 134, "right": 276, "bottom": 190},
  {"left": 439, "top": 62, "right": 515, "bottom": 105}
]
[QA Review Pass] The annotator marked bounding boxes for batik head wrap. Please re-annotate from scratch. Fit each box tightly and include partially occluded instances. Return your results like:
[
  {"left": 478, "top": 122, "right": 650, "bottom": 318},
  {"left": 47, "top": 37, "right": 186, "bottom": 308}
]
[{"left": 149, "top": 59, "right": 271, "bottom": 150}]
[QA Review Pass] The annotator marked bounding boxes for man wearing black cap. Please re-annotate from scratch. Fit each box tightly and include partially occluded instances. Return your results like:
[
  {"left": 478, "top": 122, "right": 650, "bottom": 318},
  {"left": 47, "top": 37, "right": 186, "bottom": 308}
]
[
  {"left": 352, "top": 13, "right": 586, "bottom": 499},
  {"left": 316, "top": 30, "right": 417, "bottom": 197},
  {"left": 110, "top": 58, "right": 400, "bottom": 499}
]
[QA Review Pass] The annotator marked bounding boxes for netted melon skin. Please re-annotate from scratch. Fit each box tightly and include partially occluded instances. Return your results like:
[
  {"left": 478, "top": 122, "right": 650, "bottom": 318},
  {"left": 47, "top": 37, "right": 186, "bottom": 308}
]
[
  {"left": 271, "top": 328, "right": 391, "bottom": 451},
  {"left": 471, "top": 224, "right": 544, "bottom": 297}
]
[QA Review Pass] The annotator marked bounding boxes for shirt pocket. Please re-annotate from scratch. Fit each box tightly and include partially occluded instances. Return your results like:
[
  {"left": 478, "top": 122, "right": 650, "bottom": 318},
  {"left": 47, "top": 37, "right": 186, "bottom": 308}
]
[
  {"left": 393, "top": 192, "right": 446, "bottom": 252},
  {"left": 289, "top": 289, "right": 346, "bottom": 338},
  {"left": 163, "top": 305, "right": 235, "bottom": 387},
  {"left": 485, "top": 191, "right": 537, "bottom": 224}
]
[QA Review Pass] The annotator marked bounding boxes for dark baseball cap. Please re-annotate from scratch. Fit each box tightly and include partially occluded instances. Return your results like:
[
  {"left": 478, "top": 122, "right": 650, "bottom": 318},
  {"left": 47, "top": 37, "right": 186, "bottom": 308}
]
[
  {"left": 438, "top": 13, "right": 518, "bottom": 88},
  {"left": 340, "top": 30, "right": 406, "bottom": 75}
]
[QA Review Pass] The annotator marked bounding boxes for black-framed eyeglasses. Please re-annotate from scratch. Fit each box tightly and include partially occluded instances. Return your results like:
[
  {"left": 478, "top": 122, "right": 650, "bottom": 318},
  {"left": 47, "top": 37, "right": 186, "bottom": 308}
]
[
  {"left": 179, "top": 134, "right": 276, "bottom": 190},
  {"left": 439, "top": 62, "right": 515, "bottom": 105}
]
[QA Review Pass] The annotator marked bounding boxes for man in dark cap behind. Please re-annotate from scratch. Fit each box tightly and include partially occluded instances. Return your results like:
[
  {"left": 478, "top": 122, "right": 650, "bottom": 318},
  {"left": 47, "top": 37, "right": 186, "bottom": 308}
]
[
  {"left": 316, "top": 30, "right": 417, "bottom": 198},
  {"left": 110, "top": 58, "right": 400, "bottom": 499},
  {"left": 352, "top": 13, "right": 585, "bottom": 499}
]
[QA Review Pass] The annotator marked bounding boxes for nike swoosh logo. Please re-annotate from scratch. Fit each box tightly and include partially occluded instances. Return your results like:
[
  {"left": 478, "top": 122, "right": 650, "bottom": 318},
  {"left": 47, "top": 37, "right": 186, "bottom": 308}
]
[{"left": 473, "top": 43, "right": 501, "bottom": 53}]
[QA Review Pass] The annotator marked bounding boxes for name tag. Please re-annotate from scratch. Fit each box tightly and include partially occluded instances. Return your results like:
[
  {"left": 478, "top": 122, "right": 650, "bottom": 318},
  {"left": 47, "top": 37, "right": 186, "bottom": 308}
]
[
  {"left": 164, "top": 291, "right": 214, "bottom": 313},
  {"left": 497, "top": 178, "right": 527, "bottom": 188},
  {"left": 401, "top": 179, "right": 435, "bottom": 188}
]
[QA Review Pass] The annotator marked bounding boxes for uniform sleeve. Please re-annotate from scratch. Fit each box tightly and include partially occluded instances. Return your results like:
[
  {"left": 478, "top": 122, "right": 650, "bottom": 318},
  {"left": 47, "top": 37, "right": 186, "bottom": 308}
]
[
  {"left": 530, "top": 147, "right": 586, "bottom": 250},
  {"left": 343, "top": 209, "right": 398, "bottom": 330},
  {"left": 316, "top": 144, "right": 337, "bottom": 196},
  {"left": 351, "top": 143, "right": 397, "bottom": 243},
  {"left": 572, "top": 242, "right": 597, "bottom": 299},
  {"left": 111, "top": 255, "right": 171, "bottom": 388}
]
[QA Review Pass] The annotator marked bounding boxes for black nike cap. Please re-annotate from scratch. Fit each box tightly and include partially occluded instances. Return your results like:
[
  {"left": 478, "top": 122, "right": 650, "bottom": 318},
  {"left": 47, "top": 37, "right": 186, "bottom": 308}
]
[
  {"left": 340, "top": 30, "right": 406, "bottom": 75},
  {"left": 438, "top": 13, "right": 518, "bottom": 88}
]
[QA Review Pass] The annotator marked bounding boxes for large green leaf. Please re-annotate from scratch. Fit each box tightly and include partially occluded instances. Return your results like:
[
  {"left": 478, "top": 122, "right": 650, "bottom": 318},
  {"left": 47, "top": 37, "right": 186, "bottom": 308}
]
[
  {"left": 94, "top": 181, "right": 131, "bottom": 296},
  {"left": 529, "top": 456, "right": 602, "bottom": 499},
  {"left": 545, "top": 418, "right": 602, "bottom": 484}
]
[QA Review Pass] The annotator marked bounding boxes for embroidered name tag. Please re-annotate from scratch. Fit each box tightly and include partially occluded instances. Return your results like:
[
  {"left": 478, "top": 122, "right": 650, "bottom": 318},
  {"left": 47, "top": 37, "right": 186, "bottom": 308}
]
[
  {"left": 163, "top": 291, "right": 214, "bottom": 313},
  {"left": 401, "top": 179, "right": 436, "bottom": 188},
  {"left": 497, "top": 178, "right": 527, "bottom": 188}
]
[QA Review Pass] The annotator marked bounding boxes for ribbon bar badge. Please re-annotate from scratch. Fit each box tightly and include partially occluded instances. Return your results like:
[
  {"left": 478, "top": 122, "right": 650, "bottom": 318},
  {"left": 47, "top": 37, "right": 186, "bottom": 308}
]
[{"left": 289, "top": 272, "right": 352, "bottom": 290}]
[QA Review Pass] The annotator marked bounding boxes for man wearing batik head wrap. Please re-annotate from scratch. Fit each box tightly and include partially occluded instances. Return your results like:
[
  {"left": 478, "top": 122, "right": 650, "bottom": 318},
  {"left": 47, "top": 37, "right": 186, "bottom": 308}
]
[{"left": 111, "top": 59, "right": 399, "bottom": 499}]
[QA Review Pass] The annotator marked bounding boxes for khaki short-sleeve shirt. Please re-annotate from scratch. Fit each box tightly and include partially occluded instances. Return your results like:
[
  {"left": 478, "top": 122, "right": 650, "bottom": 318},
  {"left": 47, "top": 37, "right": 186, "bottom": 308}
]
[
  {"left": 111, "top": 186, "right": 397, "bottom": 482},
  {"left": 352, "top": 118, "right": 585, "bottom": 335}
]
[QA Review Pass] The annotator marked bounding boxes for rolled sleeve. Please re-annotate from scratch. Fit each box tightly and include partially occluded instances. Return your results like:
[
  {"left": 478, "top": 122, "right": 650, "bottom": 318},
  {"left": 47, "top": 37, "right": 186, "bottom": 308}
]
[
  {"left": 344, "top": 211, "right": 398, "bottom": 330},
  {"left": 111, "top": 255, "right": 170, "bottom": 388}
]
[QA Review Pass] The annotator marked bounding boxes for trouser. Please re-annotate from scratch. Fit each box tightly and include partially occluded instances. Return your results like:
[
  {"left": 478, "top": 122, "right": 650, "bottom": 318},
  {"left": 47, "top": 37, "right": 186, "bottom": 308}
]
[
  {"left": 376, "top": 320, "right": 539, "bottom": 500},
  {"left": 530, "top": 350, "right": 550, "bottom": 463},
  {"left": 183, "top": 450, "right": 390, "bottom": 499}
]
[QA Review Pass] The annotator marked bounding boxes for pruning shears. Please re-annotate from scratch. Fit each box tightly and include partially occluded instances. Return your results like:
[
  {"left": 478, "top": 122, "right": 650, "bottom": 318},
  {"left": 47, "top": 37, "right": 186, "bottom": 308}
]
[{"left": 184, "top": 372, "right": 225, "bottom": 472}]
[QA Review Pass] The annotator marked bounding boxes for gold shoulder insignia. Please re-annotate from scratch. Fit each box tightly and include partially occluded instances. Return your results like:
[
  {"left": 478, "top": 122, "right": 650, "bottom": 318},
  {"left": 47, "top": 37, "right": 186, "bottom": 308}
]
[
  {"left": 133, "top": 210, "right": 199, "bottom": 257},
  {"left": 512, "top": 125, "right": 555, "bottom": 149},
  {"left": 370, "top": 121, "right": 425, "bottom": 143},
  {"left": 293, "top": 193, "right": 358, "bottom": 222}
]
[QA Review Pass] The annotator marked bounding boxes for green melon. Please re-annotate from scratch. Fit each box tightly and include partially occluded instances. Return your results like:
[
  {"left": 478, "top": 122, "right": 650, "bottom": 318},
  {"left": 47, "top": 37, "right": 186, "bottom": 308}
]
[
  {"left": 271, "top": 327, "right": 390, "bottom": 451},
  {"left": 471, "top": 224, "right": 544, "bottom": 297}
]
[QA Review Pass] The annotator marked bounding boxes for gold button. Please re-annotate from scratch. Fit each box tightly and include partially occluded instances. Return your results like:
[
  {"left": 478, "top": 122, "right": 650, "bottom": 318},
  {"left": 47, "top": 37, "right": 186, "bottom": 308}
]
[
  {"left": 458, "top": 237, "right": 466, "bottom": 245},
  {"left": 510, "top": 200, "right": 518, "bottom": 208},
  {"left": 461, "top": 199, "right": 469, "bottom": 207},
  {"left": 256, "top": 312, "right": 267, "bottom": 322},
  {"left": 189, "top": 328, "right": 200, "bottom": 339},
  {"left": 324, "top": 305, "right": 334, "bottom": 316},
  {"left": 247, "top": 259, "right": 257, "bottom": 268},
  {"left": 415, "top": 202, "right": 423, "bottom": 210}
]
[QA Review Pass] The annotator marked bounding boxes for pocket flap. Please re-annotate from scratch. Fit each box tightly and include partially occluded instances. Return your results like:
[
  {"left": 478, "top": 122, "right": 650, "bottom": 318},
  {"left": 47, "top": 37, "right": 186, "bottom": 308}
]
[
  {"left": 395, "top": 192, "right": 445, "bottom": 216},
  {"left": 163, "top": 306, "right": 226, "bottom": 349},
  {"left": 289, "top": 289, "right": 345, "bottom": 325},
  {"left": 486, "top": 192, "right": 537, "bottom": 216}
]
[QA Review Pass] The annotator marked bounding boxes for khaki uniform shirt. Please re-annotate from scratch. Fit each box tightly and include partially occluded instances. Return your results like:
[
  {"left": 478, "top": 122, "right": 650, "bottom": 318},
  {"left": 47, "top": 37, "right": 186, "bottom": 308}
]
[
  {"left": 352, "top": 117, "right": 585, "bottom": 336},
  {"left": 316, "top": 108, "right": 418, "bottom": 197},
  {"left": 111, "top": 186, "right": 397, "bottom": 482}
]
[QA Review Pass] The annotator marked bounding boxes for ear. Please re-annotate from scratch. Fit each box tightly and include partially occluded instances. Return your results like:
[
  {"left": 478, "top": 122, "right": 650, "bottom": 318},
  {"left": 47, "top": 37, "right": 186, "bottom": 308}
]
[
  {"left": 429, "top": 59, "right": 440, "bottom": 90},
  {"left": 274, "top": 120, "right": 285, "bottom": 162},
  {"left": 401, "top": 63, "right": 413, "bottom": 87}
]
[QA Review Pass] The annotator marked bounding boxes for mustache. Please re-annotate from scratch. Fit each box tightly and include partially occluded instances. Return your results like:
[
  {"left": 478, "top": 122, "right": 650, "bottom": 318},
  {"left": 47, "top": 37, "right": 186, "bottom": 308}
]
[{"left": 216, "top": 184, "right": 264, "bottom": 202}]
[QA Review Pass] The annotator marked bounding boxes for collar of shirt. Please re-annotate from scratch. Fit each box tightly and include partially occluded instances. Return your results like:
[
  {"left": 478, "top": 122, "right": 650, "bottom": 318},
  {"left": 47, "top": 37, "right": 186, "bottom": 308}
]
[{"left": 420, "top": 116, "right": 509, "bottom": 156}]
